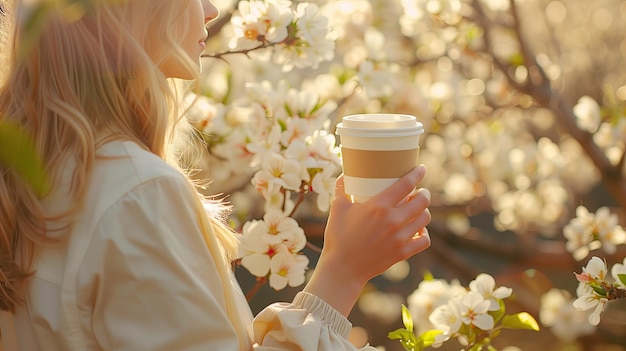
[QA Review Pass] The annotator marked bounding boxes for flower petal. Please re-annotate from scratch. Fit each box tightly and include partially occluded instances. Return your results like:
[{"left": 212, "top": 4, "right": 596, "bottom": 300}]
[
  {"left": 573, "top": 295, "right": 597, "bottom": 311},
  {"left": 241, "top": 254, "right": 271, "bottom": 277},
  {"left": 588, "top": 300, "right": 606, "bottom": 326},
  {"left": 269, "top": 274, "right": 288, "bottom": 290},
  {"left": 472, "top": 314, "right": 495, "bottom": 330}
]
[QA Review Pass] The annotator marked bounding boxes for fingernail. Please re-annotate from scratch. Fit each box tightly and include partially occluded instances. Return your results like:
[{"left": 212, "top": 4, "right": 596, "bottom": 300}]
[{"left": 422, "top": 188, "right": 431, "bottom": 202}]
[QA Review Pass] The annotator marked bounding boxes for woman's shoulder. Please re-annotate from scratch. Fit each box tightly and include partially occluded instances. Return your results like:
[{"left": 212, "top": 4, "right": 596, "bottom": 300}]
[
  {"left": 41, "top": 140, "right": 189, "bottom": 228},
  {"left": 87, "top": 140, "right": 190, "bottom": 211},
  {"left": 95, "top": 140, "right": 185, "bottom": 186}
]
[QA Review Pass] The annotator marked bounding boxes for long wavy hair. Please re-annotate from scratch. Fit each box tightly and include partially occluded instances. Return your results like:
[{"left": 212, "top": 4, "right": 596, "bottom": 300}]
[{"left": 0, "top": 0, "right": 244, "bottom": 345}]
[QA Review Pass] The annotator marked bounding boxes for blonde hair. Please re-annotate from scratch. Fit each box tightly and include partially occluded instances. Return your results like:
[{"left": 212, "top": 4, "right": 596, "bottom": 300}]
[{"left": 0, "top": 0, "right": 244, "bottom": 346}]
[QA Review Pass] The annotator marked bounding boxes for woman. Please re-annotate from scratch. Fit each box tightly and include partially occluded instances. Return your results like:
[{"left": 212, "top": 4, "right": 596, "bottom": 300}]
[{"left": 0, "top": 0, "right": 432, "bottom": 350}]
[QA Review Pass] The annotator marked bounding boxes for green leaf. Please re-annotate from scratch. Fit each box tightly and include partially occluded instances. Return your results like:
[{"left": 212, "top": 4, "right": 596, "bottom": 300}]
[
  {"left": 388, "top": 328, "right": 413, "bottom": 341},
  {"left": 401, "top": 304, "right": 414, "bottom": 332},
  {"left": 388, "top": 328, "right": 418, "bottom": 351},
  {"left": 618, "top": 274, "right": 626, "bottom": 287},
  {"left": 417, "top": 330, "right": 443, "bottom": 347},
  {"left": 0, "top": 121, "right": 49, "bottom": 196},
  {"left": 591, "top": 285, "right": 607, "bottom": 297},
  {"left": 500, "top": 312, "right": 540, "bottom": 331},
  {"left": 415, "top": 338, "right": 424, "bottom": 351}
]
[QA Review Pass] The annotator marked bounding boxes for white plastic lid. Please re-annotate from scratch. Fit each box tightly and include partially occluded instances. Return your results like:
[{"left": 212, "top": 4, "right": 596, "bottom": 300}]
[
  {"left": 341, "top": 114, "right": 417, "bottom": 128},
  {"left": 336, "top": 114, "right": 424, "bottom": 137}
]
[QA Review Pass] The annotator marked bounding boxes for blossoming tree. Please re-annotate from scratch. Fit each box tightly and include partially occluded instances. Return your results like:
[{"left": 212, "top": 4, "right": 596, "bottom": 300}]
[
  {"left": 184, "top": 0, "right": 626, "bottom": 349},
  {"left": 6, "top": 0, "right": 626, "bottom": 350}
]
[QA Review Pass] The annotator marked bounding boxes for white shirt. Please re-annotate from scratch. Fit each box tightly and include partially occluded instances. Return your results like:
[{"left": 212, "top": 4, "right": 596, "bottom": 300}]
[{"left": 1, "top": 141, "right": 376, "bottom": 351}]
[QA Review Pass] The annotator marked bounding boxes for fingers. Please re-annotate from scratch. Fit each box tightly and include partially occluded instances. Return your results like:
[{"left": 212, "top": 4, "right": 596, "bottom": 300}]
[
  {"left": 390, "top": 182, "right": 431, "bottom": 239},
  {"left": 394, "top": 195, "right": 432, "bottom": 258},
  {"left": 332, "top": 167, "right": 432, "bottom": 260},
  {"left": 396, "top": 186, "right": 430, "bottom": 209},
  {"left": 400, "top": 227, "right": 431, "bottom": 258},
  {"left": 366, "top": 165, "right": 431, "bottom": 248},
  {"left": 333, "top": 174, "right": 351, "bottom": 205},
  {"left": 374, "top": 165, "right": 427, "bottom": 207},
  {"left": 399, "top": 187, "right": 431, "bottom": 219},
  {"left": 391, "top": 200, "right": 431, "bottom": 236},
  {"left": 334, "top": 174, "right": 344, "bottom": 196}
]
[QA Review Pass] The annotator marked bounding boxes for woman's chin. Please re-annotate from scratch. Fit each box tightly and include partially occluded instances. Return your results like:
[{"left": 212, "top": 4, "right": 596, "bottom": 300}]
[{"left": 162, "top": 66, "right": 200, "bottom": 80}]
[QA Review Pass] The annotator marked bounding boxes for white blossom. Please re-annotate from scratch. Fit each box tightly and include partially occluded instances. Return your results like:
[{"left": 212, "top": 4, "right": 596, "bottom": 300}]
[
  {"left": 263, "top": 188, "right": 295, "bottom": 214},
  {"left": 230, "top": 1, "right": 270, "bottom": 50},
  {"left": 268, "top": 248, "right": 309, "bottom": 290},
  {"left": 246, "top": 123, "right": 283, "bottom": 167},
  {"left": 573, "top": 283, "right": 608, "bottom": 326},
  {"left": 611, "top": 257, "right": 626, "bottom": 287},
  {"left": 273, "top": 2, "right": 335, "bottom": 70},
  {"left": 594, "top": 206, "right": 626, "bottom": 254},
  {"left": 264, "top": 0, "right": 294, "bottom": 43},
  {"left": 257, "top": 209, "right": 305, "bottom": 245},
  {"left": 577, "top": 256, "right": 608, "bottom": 282},
  {"left": 252, "top": 152, "right": 302, "bottom": 196},
  {"left": 564, "top": 220, "right": 593, "bottom": 261},
  {"left": 573, "top": 96, "right": 601, "bottom": 133},
  {"left": 407, "top": 279, "right": 466, "bottom": 333},
  {"left": 305, "top": 130, "right": 341, "bottom": 166},
  {"left": 283, "top": 140, "right": 313, "bottom": 182},
  {"left": 281, "top": 118, "right": 311, "bottom": 146},
  {"left": 429, "top": 298, "right": 462, "bottom": 336},
  {"left": 294, "top": 2, "right": 333, "bottom": 51},
  {"left": 238, "top": 221, "right": 276, "bottom": 277},
  {"left": 311, "top": 163, "right": 336, "bottom": 212},
  {"left": 468, "top": 273, "right": 512, "bottom": 311},
  {"left": 457, "top": 291, "right": 494, "bottom": 330},
  {"left": 564, "top": 206, "right": 626, "bottom": 260},
  {"left": 237, "top": 209, "right": 308, "bottom": 285},
  {"left": 573, "top": 257, "right": 610, "bottom": 326},
  {"left": 539, "top": 288, "right": 595, "bottom": 342}
]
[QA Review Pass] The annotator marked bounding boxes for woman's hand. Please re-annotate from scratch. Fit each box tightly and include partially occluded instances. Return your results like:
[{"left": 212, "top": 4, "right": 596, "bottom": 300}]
[{"left": 304, "top": 165, "right": 431, "bottom": 316}]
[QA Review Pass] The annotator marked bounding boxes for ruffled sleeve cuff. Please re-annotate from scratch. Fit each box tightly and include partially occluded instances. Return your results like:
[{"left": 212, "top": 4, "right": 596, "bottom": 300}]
[
  {"left": 253, "top": 291, "right": 367, "bottom": 350},
  {"left": 292, "top": 291, "right": 353, "bottom": 339}
]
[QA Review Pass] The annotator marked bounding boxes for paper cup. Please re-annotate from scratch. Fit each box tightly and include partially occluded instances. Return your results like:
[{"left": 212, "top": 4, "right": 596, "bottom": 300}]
[{"left": 336, "top": 114, "right": 424, "bottom": 203}]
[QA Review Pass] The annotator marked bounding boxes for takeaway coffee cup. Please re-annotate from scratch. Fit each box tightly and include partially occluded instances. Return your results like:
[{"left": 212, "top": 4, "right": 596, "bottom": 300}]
[{"left": 335, "top": 114, "right": 424, "bottom": 203}]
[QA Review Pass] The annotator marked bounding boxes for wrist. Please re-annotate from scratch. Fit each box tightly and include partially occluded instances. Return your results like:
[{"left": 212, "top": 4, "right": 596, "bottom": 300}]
[{"left": 303, "top": 256, "right": 365, "bottom": 317}]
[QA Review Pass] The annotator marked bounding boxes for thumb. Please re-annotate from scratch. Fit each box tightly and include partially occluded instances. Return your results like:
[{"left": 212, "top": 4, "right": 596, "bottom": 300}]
[{"left": 333, "top": 174, "right": 350, "bottom": 204}]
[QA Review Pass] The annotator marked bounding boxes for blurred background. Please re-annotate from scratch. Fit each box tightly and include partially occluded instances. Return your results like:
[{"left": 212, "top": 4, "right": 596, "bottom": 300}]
[{"left": 195, "top": 0, "right": 626, "bottom": 350}]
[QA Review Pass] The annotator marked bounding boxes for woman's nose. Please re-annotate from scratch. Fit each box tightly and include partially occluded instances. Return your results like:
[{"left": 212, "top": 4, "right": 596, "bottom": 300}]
[{"left": 203, "top": 0, "right": 219, "bottom": 23}]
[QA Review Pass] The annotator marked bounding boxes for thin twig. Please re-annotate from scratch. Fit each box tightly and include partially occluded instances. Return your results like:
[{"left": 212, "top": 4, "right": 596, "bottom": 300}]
[
  {"left": 201, "top": 42, "right": 271, "bottom": 60},
  {"left": 306, "top": 241, "right": 322, "bottom": 253},
  {"left": 288, "top": 182, "right": 308, "bottom": 218},
  {"left": 246, "top": 277, "right": 267, "bottom": 301}
]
